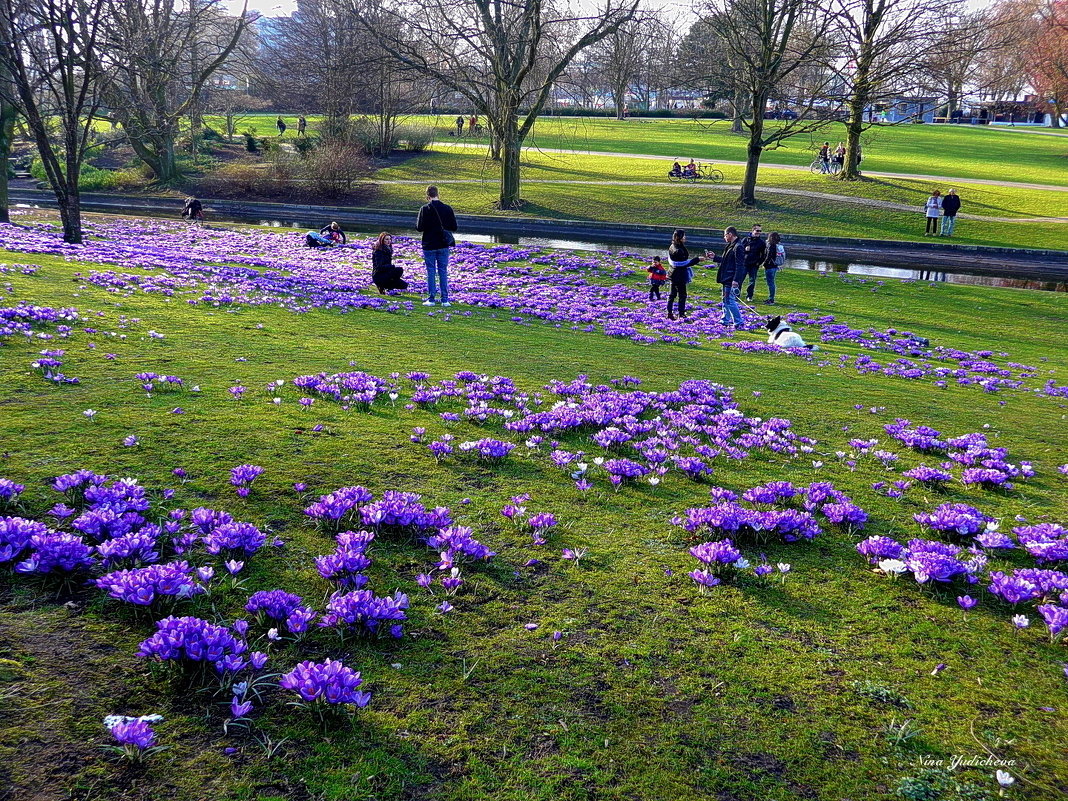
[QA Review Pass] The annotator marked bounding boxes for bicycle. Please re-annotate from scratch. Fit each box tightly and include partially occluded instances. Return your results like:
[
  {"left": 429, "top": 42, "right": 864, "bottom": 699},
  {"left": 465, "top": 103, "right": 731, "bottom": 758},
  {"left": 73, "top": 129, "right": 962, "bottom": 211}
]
[
  {"left": 809, "top": 157, "right": 842, "bottom": 175},
  {"left": 698, "top": 163, "right": 724, "bottom": 183}
]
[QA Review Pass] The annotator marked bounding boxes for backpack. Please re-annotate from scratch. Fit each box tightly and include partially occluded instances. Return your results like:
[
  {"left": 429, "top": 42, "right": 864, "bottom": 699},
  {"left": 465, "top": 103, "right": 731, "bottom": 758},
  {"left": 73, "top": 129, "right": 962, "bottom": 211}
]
[{"left": 774, "top": 245, "right": 786, "bottom": 267}]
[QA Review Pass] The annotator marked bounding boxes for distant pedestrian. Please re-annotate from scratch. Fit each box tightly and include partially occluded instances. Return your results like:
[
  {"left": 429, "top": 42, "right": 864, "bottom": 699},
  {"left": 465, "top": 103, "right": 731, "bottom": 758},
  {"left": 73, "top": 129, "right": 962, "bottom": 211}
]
[
  {"left": 371, "top": 232, "right": 409, "bottom": 293},
  {"left": 924, "top": 190, "right": 942, "bottom": 235},
  {"left": 297, "top": 115, "right": 307, "bottom": 137},
  {"left": 833, "top": 142, "right": 845, "bottom": 167},
  {"left": 468, "top": 114, "right": 477, "bottom": 134},
  {"left": 818, "top": 142, "right": 831, "bottom": 173},
  {"left": 940, "top": 189, "right": 960, "bottom": 236},
  {"left": 276, "top": 116, "right": 286, "bottom": 136},
  {"left": 667, "top": 229, "right": 701, "bottom": 321},
  {"left": 739, "top": 224, "right": 767, "bottom": 302},
  {"left": 455, "top": 115, "right": 464, "bottom": 136},
  {"left": 762, "top": 231, "right": 786, "bottom": 305},
  {"left": 647, "top": 255, "right": 667, "bottom": 301},
  {"left": 711, "top": 226, "right": 745, "bottom": 327},
  {"left": 416, "top": 185, "right": 457, "bottom": 306}
]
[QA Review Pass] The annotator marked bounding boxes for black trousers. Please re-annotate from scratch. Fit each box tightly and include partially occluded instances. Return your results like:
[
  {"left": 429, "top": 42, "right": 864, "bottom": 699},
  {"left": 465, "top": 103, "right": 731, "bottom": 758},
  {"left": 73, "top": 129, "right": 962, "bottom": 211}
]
[
  {"left": 925, "top": 217, "right": 939, "bottom": 234},
  {"left": 668, "top": 281, "right": 687, "bottom": 317},
  {"left": 649, "top": 281, "right": 663, "bottom": 300}
]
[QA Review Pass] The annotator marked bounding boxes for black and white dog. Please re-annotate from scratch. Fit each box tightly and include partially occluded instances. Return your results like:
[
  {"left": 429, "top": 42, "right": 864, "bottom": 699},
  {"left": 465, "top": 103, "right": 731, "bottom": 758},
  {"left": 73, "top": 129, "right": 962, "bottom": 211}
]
[{"left": 766, "top": 315, "right": 818, "bottom": 350}]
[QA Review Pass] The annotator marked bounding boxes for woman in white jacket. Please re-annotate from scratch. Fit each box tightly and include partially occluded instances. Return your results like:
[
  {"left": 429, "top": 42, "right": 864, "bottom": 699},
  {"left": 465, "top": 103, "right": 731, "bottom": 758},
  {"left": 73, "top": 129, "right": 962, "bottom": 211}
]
[{"left": 924, "top": 190, "right": 942, "bottom": 235}]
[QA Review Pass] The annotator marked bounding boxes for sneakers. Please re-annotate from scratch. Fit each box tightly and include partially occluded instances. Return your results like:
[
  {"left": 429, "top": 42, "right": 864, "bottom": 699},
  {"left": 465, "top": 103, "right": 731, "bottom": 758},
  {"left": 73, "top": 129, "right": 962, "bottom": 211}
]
[
  {"left": 422, "top": 299, "right": 436, "bottom": 306},
  {"left": 764, "top": 299, "right": 775, "bottom": 305},
  {"left": 441, "top": 301, "right": 452, "bottom": 307},
  {"left": 668, "top": 313, "right": 675, "bottom": 320}
]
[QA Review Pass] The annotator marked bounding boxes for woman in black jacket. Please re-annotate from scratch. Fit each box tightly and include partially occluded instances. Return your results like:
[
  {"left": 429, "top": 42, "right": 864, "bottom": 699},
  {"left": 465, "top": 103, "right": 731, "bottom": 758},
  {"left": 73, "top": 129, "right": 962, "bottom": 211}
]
[
  {"left": 667, "top": 228, "right": 701, "bottom": 320},
  {"left": 371, "top": 232, "right": 408, "bottom": 293}
]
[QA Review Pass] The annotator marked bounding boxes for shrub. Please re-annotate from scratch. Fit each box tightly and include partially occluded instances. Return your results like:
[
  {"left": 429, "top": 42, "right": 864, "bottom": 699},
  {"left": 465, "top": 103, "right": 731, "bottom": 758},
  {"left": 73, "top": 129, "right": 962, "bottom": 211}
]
[
  {"left": 293, "top": 136, "right": 317, "bottom": 157},
  {"left": 242, "top": 129, "right": 259, "bottom": 153},
  {"left": 305, "top": 142, "right": 371, "bottom": 198},
  {"left": 197, "top": 162, "right": 274, "bottom": 197},
  {"left": 396, "top": 123, "right": 435, "bottom": 152}
]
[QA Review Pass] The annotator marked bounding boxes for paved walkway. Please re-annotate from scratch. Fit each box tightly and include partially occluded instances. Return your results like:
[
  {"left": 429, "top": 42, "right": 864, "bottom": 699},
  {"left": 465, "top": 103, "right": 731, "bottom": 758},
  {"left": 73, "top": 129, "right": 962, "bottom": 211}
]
[
  {"left": 378, "top": 178, "right": 1068, "bottom": 223},
  {"left": 439, "top": 142, "right": 1068, "bottom": 193}
]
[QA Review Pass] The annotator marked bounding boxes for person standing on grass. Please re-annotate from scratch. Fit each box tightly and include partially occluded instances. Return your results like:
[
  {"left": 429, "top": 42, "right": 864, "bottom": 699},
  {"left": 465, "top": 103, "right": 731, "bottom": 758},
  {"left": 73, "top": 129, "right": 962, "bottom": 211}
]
[
  {"left": 924, "top": 190, "right": 942, "bottom": 235},
  {"left": 940, "top": 189, "right": 961, "bottom": 236},
  {"left": 416, "top": 185, "right": 457, "bottom": 307},
  {"left": 711, "top": 226, "right": 745, "bottom": 327},
  {"left": 762, "top": 231, "right": 785, "bottom": 305},
  {"left": 276, "top": 116, "right": 286, "bottom": 137},
  {"left": 297, "top": 115, "right": 307, "bottom": 137},
  {"left": 739, "top": 224, "right": 767, "bottom": 302},
  {"left": 667, "top": 229, "right": 701, "bottom": 321},
  {"left": 647, "top": 255, "right": 667, "bottom": 301},
  {"left": 455, "top": 115, "right": 464, "bottom": 136},
  {"left": 818, "top": 141, "right": 831, "bottom": 173}
]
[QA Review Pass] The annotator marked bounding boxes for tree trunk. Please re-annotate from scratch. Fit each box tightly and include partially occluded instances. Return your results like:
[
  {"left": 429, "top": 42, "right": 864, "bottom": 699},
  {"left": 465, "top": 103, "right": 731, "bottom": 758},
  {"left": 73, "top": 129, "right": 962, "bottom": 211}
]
[
  {"left": 1052, "top": 97, "right": 1063, "bottom": 128},
  {"left": 57, "top": 190, "right": 82, "bottom": 244},
  {"left": 614, "top": 85, "right": 625, "bottom": 120},
  {"left": 499, "top": 112, "right": 522, "bottom": 209},
  {"left": 0, "top": 99, "right": 16, "bottom": 224},
  {"left": 841, "top": 96, "right": 865, "bottom": 180},
  {"left": 738, "top": 99, "right": 764, "bottom": 206},
  {"left": 731, "top": 86, "right": 744, "bottom": 133}
]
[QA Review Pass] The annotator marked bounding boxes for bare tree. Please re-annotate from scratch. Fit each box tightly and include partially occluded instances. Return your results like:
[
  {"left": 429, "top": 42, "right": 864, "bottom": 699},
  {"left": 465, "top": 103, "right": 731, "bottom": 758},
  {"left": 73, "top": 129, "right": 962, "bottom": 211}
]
[
  {"left": 709, "top": 0, "right": 839, "bottom": 205},
  {"left": 674, "top": 14, "right": 748, "bottom": 132},
  {"left": 829, "top": 0, "right": 963, "bottom": 179},
  {"left": 0, "top": 0, "right": 109, "bottom": 243},
  {"left": 920, "top": 8, "right": 1007, "bottom": 119},
  {"left": 102, "top": 0, "right": 251, "bottom": 183},
  {"left": 364, "top": 0, "right": 638, "bottom": 209},
  {"left": 255, "top": 0, "right": 364, "bottom": 136},
  {"left": 1029, "top": 0, "right": 1068, "bottom": 126},
  {"left": 588, "top": 12, "right": 664, "bottom": 119}
]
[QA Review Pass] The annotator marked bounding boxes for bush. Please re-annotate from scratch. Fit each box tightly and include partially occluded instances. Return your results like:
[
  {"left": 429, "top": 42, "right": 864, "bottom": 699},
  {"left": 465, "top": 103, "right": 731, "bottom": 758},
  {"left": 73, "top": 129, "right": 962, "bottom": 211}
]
[
  {"left": 242, "top": 129, "right": 259, "bottom": 153},
  {"left": 396, "top": 124, "right": 435, "bottom": 152},
  {"left": 305, "top": 142, "right": 372, "bottom": 198},
  {"left": 293, "top": 136, "right": 317, "bottom": 157},
  {"left": 29, "top": 159, "right": 144, "bottom": 192},
  {"left": 197, "top": 162, "right": 274, "bottom": 197},
  {"left": 346, "top": 117, "right": 396, "bottom": 156},
  {"left": 201, "top": 127, "right": 222, "bottom": 141}
]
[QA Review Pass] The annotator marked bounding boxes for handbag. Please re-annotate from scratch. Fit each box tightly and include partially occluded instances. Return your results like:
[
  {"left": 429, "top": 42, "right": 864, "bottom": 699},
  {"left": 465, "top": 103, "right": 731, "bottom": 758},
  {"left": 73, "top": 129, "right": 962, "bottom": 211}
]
[{"left": 430, "top": 201, "right": 456, "bottom": 248}]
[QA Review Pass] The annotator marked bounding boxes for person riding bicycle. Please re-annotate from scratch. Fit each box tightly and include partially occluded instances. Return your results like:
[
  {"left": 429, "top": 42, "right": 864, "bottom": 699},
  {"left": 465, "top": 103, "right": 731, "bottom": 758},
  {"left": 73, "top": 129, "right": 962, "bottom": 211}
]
[
  {"left": 668, "top": 160, "right": 682, "bottom": 178},
  {"left": 682, "top": 159, "right": 697, "bottom": 179}
]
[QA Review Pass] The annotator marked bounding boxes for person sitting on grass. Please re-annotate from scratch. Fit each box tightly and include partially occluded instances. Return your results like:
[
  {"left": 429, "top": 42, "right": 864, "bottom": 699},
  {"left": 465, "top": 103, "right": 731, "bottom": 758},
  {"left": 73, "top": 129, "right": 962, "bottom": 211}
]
[
  {"left": 682, "top": 159, "right": 697, "bottom": 178},
  {"left": 321, "top": 221, "right": 346, "bottom": 245},
  {"left": 371, "top": 232, "right": 409, "bottom": 293}
]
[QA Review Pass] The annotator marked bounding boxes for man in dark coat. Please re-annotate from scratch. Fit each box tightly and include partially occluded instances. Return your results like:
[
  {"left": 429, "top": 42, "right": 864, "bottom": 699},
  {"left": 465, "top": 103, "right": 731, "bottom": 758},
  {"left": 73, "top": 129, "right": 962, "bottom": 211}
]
[
  {"left": 711, "top": 226, "right": 746, "bottom": 327},
  {"left": 940, "top": 189, "right": 961, "bottom": 236},
  {"left": 739, "top": 224, "right": 767, "bottom": 302},
  {"left": 415, "top": 185, "right": 458, "bottom": 306}
]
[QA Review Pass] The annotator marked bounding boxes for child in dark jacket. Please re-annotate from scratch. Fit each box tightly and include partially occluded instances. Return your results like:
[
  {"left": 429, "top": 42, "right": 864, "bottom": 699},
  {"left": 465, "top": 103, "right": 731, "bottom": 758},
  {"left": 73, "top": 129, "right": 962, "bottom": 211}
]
[{"left": 647, "top": 256, "right": 667, "bottom": 301}]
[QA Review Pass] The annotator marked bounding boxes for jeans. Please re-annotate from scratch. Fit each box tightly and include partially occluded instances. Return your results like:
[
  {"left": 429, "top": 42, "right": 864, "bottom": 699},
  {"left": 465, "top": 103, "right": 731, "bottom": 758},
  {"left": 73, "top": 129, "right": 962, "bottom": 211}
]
[
  {"left": 668, "top": 281, "right": 687, "bottom": 317},
  {"left": 765, "top": 268, "right": 778, "bottom": 302},
  {"left": 925, "top": 216, "right": 939, "bottom": 234},
  {"left": 940, "top": 215, "right": 956, "bottom": 236},
  {"left": 820, "top": 158, "right": 830, "bottom": 173},
  {"left": 423, "top": 248, "right": 450, "bottom": 302},
  {"left": 721, "top": 284, "right": 743, "bottom": 325},
  {"left": 744, "top": 264, "right": 759, "bottom": 300}
]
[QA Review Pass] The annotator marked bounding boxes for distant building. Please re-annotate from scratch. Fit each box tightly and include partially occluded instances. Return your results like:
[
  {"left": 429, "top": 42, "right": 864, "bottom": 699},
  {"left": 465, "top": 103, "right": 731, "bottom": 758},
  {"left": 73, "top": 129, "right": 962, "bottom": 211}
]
[{"left": 871, "top": 96, "right": 938, "bottom": 124}]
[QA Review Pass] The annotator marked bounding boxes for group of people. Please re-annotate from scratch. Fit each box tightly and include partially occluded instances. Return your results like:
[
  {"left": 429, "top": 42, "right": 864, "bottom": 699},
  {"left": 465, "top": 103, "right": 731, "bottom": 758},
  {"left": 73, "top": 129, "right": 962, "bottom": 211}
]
[
  {"left": 817, "top": 141, "right": 861, "bottom": 172},
  {"left": 668, "top": 159, "right": 698, "bottom": 178},
  {"left": 302, "top": 185, "right": 457, "bottom": 300},
  {"left": 923, "top": 188, "right": 962, "bottom": 236},
  {"left": 276, "top": 116, "right": 308, "bottom": 137},
  {"left": 648, "top": 224, "right": 786, "bottom": 323},
  {"left": 454, "top": 115, "right": 479, "bottom": 137}
]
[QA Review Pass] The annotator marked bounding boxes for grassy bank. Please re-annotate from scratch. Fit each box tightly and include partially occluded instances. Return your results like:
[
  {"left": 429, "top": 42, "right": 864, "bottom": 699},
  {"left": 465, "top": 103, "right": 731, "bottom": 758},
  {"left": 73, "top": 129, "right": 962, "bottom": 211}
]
[{"left": 1, "top": 216, "right": 1067, "bottom": 800}]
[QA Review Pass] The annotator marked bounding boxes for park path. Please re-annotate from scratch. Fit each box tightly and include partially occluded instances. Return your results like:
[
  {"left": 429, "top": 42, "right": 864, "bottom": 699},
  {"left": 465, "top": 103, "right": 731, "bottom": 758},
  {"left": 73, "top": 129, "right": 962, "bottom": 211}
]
[
  {"left": 377, "top": 178, "right": 1068, "bottom": 223},
  {"left": 440, "top": 142, "right": 1068, "bottom": 193}
]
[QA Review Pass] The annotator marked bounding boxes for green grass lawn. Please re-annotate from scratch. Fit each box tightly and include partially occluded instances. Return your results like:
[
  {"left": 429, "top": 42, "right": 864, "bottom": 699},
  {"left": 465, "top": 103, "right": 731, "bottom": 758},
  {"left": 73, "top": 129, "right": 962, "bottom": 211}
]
[
  {"left": 2, "top": 216, "right": 1068, "bottom": 801},
  {"left": 370, "top": 151, "right": 1068, "bottom": 250},
  {"left": 221, "top": 113, "right": 1068, "bottom": 187}
]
